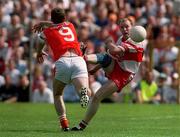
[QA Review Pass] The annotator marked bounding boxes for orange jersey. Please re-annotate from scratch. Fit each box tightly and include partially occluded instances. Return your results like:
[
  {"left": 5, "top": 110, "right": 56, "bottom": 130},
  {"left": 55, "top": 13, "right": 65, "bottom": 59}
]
[{"left": 43, "top": 22, "right": 82, "bottom": 61}]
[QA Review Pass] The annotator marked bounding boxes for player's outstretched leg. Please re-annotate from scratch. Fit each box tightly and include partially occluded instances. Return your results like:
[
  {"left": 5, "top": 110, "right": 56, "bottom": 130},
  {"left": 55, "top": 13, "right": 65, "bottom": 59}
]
[
  {"left": 72, "top": 80, "right": 118, "bottom": 131},
  {"left": 85, "top": 53, "right": 112, "bottom": 68}
]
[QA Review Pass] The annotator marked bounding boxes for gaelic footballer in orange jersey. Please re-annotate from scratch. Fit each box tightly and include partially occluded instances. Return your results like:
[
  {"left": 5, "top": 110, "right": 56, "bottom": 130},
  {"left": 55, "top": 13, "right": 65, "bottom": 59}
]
[
  {"left": 33, "top": 7, "right": 91, "bottom": 132},
  {"left": 43, "top": 22, "right": 82, "bottom": 61}
]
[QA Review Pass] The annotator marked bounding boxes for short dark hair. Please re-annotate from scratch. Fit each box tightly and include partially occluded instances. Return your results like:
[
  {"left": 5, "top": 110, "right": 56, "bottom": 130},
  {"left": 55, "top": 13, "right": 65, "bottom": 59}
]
[{"left": 51, "top": 8, "right": 65, "bottom": 24}]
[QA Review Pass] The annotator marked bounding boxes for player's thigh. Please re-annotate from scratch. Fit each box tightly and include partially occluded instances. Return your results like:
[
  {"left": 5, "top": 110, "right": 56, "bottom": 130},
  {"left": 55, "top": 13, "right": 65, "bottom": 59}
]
[
  {"left": 103, "top": 59, "right": 115, "bottom": 74},
  {"left": 55, "top": 57, "right": 71, "bottom": 84},
  {"left": 71, "top": 57, "right": 90, "bottom": 93},
  {"left": 53, "top": 78, "right": 66, "bottom": 96},
  {"left": 93, "top": 80, "right": 118, "bottom": 102}
]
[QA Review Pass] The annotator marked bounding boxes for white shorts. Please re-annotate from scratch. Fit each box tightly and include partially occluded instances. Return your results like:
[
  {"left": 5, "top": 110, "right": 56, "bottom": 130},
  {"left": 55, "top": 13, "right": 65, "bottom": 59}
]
[{"left": 55, "top": 56, "right": 88, "bottom": 84}]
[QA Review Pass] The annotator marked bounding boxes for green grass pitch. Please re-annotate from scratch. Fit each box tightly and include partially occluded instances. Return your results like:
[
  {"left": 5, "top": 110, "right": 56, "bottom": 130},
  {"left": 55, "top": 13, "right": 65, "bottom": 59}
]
[{"left": 0, "top": 103, "right": 180, "bottom": 137}]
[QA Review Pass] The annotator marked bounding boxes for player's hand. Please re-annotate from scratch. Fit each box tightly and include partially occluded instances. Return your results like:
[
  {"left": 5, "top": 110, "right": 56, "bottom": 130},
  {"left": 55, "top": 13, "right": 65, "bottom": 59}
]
[
  {"left": 116, "top": 51, "right": 125, "bottom": 59},
  {"left": 80, "top": 42, "right": 87, "bottom": 55},
  {"left": 36, "top": 51, "right": 48, "bottom": 64},
  {"left": 32, "top": 21, "right": 53, "bottom": 33}
]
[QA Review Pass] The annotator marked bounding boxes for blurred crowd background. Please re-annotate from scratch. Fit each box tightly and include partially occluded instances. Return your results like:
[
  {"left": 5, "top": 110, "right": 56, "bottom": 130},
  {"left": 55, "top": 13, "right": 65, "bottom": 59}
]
[{"left": 0, "top": 0, "right": 180, "bottom": 104}]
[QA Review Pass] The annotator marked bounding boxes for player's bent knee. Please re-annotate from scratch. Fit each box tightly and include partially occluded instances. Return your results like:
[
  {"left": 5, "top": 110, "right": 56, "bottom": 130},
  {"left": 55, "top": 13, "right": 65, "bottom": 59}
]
[{"left": 96, "top": 53, "right": 112, "bottom": 68}]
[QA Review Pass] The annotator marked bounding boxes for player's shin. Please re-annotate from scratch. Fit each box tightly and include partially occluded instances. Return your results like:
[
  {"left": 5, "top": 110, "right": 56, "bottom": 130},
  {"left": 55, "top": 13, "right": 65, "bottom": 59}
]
[
  {"left": 54, "top": 95, "right": 70, "bottom": 131},
  {"left": 72, "top": 95, "right": 101, "bottom": 131}
]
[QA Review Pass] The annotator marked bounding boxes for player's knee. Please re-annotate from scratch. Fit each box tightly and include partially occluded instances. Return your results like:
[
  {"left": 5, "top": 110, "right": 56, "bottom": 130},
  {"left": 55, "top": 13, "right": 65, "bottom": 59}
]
[{"left": 96, "top": 53, "right": 112, "bottom": 68}]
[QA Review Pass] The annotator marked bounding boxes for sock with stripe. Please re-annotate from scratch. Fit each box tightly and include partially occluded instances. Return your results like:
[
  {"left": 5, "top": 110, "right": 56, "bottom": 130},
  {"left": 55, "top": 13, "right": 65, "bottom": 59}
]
[{"left": 59, "top": 115, "right": 69, "bottom": 129}]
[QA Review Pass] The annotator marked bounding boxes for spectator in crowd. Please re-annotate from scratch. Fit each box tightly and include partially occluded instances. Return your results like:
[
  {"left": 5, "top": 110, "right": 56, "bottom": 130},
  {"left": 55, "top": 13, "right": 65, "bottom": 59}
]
[
  {"left": 0, "top": 35, "right": 7, "bottom": 75},
  {"left": 134, "top": 71, "right": 161, "bottom": 104},
  {"left": 0, "top": 28, "right": 8, "bottom": 60},
  {"left": 0, "top": 74, "right": 5, "bottom": 87},
  {"left": 13, "top": 47, "right": 28, "bottom": 74},
  {"left": 134, "top": 7, "right": 147, "bottom": 26},
  {"left": 32, "top": 80, "right": 53, "bottom": 104},
  {"left": 106, "top": 12, "right": 120, "bottom": 42},
  {"left": 0, "top": 7, "right": 10, "bottom": 27},
  {"left": 158, "top": 72, "right": 179, "bottom": 104},
  {"left": 7, "top": 14, "right": 22, "bottom": 37},
  {"left": 17, "top": 74, "right": 30, "bottom": 102},
  {"left": 5, "top": 59, "right": 20, "bottom": 85},
  {"left": 32, "top": 65, "right": 44, "bottom": 91},
  {"left": 95, "top": 4, "right": 108, "bottom": 27},
  {"left": 0, "top": 74, "right": 18, "bottom": 103},
  {"left": 78, "top": 21, "right": 90, "bottom": 42},
  {"left": 15, "top": 26, "right": 29, "bottom": 44},
  {"left": 0, "top": 27, "right": 9, "bottom": 75}
]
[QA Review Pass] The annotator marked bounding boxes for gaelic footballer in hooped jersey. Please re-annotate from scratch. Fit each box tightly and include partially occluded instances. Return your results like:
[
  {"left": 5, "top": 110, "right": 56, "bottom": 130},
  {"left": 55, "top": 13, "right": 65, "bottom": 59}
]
[
  {"left": 41, "top": 22, "right": 82, "bottom": 61},
  {"left": 71, "top": 18, "right": 146, "bottom": 131},
  {"left": 108, "top": 36, "right": 144, "bottom": 74}
]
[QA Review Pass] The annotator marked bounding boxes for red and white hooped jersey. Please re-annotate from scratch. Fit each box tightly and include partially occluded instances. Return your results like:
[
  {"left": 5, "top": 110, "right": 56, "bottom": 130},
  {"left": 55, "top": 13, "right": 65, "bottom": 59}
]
[
  {"left": 40, "top": 22, "right": 82, "bottom": 61},
  {"left": 111, "top": 36, "right": 145, "bottom": 74}
]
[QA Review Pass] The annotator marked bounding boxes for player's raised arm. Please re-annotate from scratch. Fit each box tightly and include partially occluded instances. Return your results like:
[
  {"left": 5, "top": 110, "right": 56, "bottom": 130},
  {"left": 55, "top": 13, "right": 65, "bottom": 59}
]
[
  {"left": 105, "top": 37, "right": 126, "bottom": 60},
  {"left": 32, "top": 21, "right": 53, "bottom": 33},
  {"left": 36, "top": 33, "right": 47, "bottom": 64}
]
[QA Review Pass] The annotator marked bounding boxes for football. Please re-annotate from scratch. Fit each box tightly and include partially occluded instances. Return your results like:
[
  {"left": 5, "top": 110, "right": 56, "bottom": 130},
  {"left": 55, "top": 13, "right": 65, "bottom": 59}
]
[{"left": 129, "top": 26, "right": 147, "bottom": 42}]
